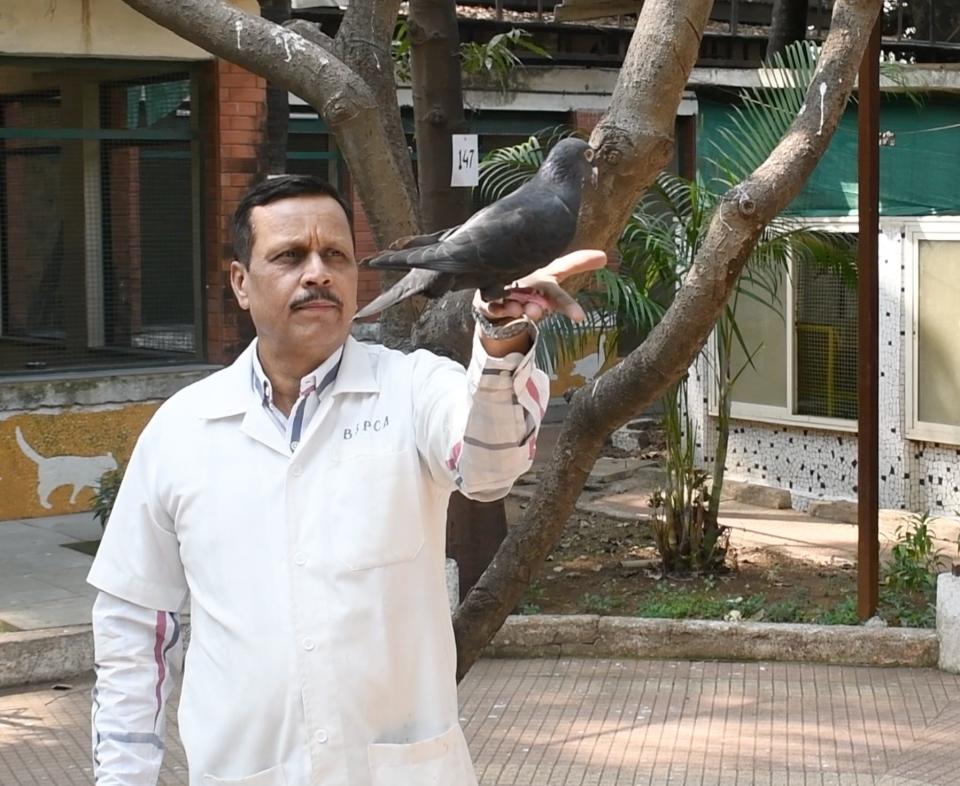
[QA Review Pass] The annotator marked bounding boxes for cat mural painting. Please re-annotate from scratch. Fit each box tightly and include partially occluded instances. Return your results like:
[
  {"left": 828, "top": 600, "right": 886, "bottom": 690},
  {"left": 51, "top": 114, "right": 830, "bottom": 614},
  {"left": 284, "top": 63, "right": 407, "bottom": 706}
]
[{"left": 87, "top": 175, "right": 605, "bottom": 786}]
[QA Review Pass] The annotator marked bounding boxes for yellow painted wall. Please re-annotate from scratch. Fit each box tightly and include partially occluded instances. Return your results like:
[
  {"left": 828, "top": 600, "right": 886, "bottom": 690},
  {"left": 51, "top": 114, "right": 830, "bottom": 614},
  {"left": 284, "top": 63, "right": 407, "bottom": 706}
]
[
  {"left": 0, "top": 0, "right": 259, "bottom": 60},
  {"left": 0, "top": 403, "right": 159, "bottom": 520},
  {"left": 548, "top": 331, "right": 618, "bottom": 399}
]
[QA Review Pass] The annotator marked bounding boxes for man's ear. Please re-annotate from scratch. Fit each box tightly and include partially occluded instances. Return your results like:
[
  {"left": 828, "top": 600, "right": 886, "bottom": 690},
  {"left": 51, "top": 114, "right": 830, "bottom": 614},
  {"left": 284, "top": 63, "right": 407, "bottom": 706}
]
[{"left": 229, "top": 260, "right": 250, "bottom": 310}]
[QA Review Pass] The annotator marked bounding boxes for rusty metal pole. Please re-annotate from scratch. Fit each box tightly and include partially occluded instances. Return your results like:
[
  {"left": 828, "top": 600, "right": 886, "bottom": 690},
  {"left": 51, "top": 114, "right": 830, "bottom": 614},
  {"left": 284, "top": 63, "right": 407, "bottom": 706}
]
[{"left": 857, "top": 19, "right": 881, "bottom": 621}]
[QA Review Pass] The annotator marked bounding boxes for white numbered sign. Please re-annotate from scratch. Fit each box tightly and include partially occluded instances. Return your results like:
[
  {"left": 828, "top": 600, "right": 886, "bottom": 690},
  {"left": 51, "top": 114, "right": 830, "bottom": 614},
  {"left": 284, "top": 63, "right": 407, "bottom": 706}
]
[{"left": 451, "top": 134, "right": 479, "bottom": 187}]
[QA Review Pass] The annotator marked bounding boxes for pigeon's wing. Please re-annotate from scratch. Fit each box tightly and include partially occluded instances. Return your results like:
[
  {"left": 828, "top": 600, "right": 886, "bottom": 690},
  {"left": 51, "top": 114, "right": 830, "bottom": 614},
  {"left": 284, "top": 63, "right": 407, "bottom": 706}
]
[
  {"left": 362, "top": 225, "right": 462, "bottom": 267},
  {"left": 387, "top": 224, "right": 461, "bottom": 251},
  {"left": 394, "top": 188, "right": 577, "bottom": 279}
]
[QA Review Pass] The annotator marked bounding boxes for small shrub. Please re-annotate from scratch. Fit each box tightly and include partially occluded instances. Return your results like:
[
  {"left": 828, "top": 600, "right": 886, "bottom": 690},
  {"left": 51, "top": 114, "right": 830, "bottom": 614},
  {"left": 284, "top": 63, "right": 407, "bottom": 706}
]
[
  {"left": 879, "top": 512, "right": 944, "bottom": 628},
  {"left": 580, "top": 592, "right": 622, "bottom": 616},
  {"left": 92, "top": 464, "right": 125, "bottom": 532},
  {"left": 763, "top": 594, "right": 810, "bottom": 623},
  {"left": 634, "top": 585, "right": 761, "bottom": 620},
  {"left": 815, "top": 595, "right": 859, "bottom": 626}
]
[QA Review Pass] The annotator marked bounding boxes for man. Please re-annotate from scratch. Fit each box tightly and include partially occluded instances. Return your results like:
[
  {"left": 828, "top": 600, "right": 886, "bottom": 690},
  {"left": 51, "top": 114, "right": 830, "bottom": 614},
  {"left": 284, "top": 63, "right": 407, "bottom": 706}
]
[{"left": 88, "top": 174, "right": 604, "bottom": 786}]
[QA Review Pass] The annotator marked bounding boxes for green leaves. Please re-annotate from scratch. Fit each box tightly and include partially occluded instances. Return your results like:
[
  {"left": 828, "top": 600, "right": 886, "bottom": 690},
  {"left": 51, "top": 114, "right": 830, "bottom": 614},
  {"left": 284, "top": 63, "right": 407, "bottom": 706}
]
[
  {"left": 709, "top": 41, "right": 820, "bottom": 186},
  {"left": 391, "top": 22, "right": 550, "bottom": 93},
  {"left": 461, "top": 28, "right": 551, "bottom": 92}
]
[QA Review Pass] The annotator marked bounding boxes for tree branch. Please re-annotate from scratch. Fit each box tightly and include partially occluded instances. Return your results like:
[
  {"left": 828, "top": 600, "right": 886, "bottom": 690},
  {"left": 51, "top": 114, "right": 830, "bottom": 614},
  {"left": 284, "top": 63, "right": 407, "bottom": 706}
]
[
  {"left": 283, "top": 18, "right": 338, "bottom": 55},
  {"left": 118, "top": 0, "right": 419, "bottom": 249},
  {"left": 452, "top": 0, "right": 884, "bottom": 681}
]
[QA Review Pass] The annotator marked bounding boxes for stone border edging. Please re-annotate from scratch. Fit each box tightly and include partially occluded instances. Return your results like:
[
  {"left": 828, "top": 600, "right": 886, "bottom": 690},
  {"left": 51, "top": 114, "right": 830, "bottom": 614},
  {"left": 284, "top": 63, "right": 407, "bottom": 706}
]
[
  {"left": 0, "top": 626, "right": 96, "bottom": 689},
  {"left": 487, "top": 615, "right": 939, "bottom": 668},
  {"left": 0, "top": 614, "right": 938, "bottom": 690}
]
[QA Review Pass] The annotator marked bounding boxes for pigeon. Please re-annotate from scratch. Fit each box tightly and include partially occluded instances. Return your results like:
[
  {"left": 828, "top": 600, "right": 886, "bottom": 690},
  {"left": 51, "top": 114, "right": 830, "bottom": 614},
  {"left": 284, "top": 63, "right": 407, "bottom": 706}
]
[{"left": 354, "top": 137, "right": 597, "bottom": 319}]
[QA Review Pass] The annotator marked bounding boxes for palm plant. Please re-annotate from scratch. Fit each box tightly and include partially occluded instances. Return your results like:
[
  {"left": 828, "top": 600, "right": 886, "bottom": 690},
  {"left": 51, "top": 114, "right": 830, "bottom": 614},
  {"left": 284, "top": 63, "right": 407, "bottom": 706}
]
[{"left": 476, "top": 41, "right": 857, "bottom": 576}]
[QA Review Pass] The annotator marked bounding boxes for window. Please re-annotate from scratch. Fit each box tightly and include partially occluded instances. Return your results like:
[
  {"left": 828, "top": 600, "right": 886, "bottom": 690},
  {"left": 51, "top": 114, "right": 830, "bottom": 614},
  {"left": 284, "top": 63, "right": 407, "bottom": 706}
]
[
  {"left": 0, "top": 64, "right": 201, "bottom": 375},
  {"left": 721, "top": 226, "right": 859, "bottom": 431},
  {"left": 906, "top": 227, "right": 960, "bottom": 443}
]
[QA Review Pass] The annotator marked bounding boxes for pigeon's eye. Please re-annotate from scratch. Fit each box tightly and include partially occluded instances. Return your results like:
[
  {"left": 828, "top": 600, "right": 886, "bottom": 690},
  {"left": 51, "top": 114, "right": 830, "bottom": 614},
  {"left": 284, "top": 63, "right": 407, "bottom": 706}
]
[{"left": 584, "top": 148, "right": 595, "bottom": 162}]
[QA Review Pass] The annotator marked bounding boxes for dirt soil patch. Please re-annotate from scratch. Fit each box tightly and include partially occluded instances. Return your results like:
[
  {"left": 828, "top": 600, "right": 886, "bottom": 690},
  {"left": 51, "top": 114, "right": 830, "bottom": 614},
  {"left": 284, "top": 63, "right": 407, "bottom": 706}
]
[{"left": 506, "top": 495, "right": 863, "bottom": 624}]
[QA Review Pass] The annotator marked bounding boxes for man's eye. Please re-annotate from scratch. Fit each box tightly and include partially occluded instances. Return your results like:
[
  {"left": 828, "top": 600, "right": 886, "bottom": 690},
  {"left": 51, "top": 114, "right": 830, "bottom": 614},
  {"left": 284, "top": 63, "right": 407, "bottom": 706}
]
[
  {"left": 278, "top": 250, "right": 299, "bottom": 260},
  {"left": 327, "top": 249, "right": 344, "bottom": 258}
]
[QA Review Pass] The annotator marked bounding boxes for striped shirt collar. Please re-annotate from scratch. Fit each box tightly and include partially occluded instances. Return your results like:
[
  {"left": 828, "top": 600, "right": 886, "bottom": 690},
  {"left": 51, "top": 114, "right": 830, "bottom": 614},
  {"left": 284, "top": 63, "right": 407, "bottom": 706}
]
[
  {"left": 250, "top": 345, "right": 344, "bottom": 411},
  {"left": 251, "top": 344, "right": 343, "bottom": 450},
  {"left": 197, "top": 337, "right": 379, "bottom": 420}
]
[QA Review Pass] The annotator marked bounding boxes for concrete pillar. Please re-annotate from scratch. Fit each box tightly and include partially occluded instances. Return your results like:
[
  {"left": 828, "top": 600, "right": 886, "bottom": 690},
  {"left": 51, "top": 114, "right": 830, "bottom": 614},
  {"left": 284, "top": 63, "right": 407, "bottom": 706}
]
[{"left": 937, "top": 570, "right": 960, "bottom": 673}]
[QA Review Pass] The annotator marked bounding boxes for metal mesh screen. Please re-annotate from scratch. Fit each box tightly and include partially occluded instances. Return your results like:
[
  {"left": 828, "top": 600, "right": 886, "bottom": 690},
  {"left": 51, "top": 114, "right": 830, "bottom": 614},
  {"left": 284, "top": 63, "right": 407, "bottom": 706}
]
[
  {"left": 794, "top": 234, "right": 858, "bottom": 420},
  {"left": 0, "top": 67, "right": 198, "bottom": 375}
]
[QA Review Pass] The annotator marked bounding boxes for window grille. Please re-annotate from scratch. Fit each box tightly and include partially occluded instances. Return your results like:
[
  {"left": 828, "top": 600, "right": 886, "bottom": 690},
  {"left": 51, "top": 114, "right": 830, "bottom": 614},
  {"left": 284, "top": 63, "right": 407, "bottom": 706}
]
[
  {"left": 0, "top": 66, "right": 200, "bottom": 375},
  {"left": 794, "top": 234, "right": 858, "bottom": 420}
]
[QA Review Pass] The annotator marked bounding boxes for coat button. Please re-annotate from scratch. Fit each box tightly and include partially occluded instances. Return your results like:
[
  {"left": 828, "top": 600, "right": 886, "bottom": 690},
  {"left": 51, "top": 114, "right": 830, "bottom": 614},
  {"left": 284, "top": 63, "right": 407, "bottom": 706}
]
[
  {"left": 294, "top": 552, "right": 307, "bottom": 566},
  {"left": 314, "top": 729, "right": 328, "bottom": 744},
  {"left": 303, "top": 638, "right": 315, "bottom": 651},
  {"left": 292, "top": 465, "right": 303, "bottom": 477}
]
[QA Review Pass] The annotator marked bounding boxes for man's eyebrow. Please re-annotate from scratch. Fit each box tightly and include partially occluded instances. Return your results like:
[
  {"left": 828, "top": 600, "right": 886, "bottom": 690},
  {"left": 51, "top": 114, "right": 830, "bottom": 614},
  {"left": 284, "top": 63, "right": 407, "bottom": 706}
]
[{"left": 263, "top": 237, "right": 304, "bottom": 255}]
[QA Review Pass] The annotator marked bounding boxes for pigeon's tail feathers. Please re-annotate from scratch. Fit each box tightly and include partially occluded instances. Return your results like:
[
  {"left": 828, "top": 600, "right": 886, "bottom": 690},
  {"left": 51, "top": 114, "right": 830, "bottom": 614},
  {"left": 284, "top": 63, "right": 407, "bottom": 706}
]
[{"left": 354, "top": 268, "right": 440, "bottom": 320}]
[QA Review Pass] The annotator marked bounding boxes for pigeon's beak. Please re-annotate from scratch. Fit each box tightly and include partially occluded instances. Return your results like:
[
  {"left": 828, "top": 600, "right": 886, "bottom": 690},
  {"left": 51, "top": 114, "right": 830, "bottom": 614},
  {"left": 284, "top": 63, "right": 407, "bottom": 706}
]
[{"left": 591, "top": 165, "right": 599, "bottom": 188}]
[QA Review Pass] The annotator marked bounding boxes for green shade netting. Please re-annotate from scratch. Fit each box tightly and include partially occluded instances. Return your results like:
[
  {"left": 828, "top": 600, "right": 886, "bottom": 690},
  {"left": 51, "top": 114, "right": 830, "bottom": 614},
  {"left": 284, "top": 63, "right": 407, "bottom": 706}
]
[{"left": 698, "top": 95, "right": 960, "bottom": 217}]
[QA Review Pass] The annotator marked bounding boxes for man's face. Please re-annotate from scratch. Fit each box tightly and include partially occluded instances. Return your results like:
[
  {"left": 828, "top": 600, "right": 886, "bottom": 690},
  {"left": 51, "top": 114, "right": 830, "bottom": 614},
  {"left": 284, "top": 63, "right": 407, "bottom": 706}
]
[{"left": 230, "top": 194, "right": 357, "bottom": 367}]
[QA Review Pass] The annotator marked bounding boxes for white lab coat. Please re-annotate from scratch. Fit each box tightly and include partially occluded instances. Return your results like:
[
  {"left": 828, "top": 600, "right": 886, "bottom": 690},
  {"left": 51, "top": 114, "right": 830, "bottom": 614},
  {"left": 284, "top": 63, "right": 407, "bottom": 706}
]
[{"left": 88, "top": 334, "right": 548, "bottom": 786}]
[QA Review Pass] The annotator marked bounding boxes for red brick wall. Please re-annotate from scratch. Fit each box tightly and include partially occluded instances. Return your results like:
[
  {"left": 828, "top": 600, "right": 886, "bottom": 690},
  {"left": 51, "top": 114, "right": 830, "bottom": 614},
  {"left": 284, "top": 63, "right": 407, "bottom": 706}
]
[
  {"left": 570, "top": 109, "right": 604, "bottom": 136},
  {"left": 351, "top": 192, "right": 383, "bottom": 312},
  {"left": 199, "top": 59, "right": 267, "bottom": 364}
]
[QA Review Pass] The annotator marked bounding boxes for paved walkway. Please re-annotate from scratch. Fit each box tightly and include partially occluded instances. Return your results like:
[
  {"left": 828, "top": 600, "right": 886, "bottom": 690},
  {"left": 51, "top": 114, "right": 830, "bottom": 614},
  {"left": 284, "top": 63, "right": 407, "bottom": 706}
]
[
  {"left": 2, "top": 657, "right": 960, "bottom": 785},
  {"left": 0, "top": 513, "right": 100, "bottom": 631}
]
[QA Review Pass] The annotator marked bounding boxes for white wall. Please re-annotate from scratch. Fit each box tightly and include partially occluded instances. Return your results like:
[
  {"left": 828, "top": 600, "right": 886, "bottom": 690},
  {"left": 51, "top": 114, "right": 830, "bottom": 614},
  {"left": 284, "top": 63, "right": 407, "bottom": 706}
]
[{"left": 688, "top": 219, "right": 960, "bottom": 514}]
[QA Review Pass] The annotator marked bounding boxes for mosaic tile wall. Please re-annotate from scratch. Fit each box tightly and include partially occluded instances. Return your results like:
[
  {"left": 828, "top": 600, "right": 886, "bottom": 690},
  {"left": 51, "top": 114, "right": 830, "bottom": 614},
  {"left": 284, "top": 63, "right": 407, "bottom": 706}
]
[{"left": 687, "top": 223, "right": 960, "bottom": 514}]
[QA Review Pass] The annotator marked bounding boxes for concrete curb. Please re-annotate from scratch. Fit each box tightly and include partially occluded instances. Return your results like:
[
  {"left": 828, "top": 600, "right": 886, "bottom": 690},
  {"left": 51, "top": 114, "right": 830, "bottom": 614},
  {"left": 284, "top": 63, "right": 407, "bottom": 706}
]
[
  {"left": 0, "top": 626, "right": 96, "bottom": 689},
  {"left": 1, "top": 614, "right": 939, "bottom": 689},
  {"left": 487, "top": 615, "right": 940, "bottom": 668}
]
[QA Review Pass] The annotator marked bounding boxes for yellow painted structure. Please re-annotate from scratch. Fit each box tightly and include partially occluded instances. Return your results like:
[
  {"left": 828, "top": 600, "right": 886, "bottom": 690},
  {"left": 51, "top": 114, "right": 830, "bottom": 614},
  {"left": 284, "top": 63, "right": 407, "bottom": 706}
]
[
  {"left": 0, "top": 403, "right": 159, "bottom": 520},
  {"left": 0, "top": 0, "right": 259, "bottom": 61}
]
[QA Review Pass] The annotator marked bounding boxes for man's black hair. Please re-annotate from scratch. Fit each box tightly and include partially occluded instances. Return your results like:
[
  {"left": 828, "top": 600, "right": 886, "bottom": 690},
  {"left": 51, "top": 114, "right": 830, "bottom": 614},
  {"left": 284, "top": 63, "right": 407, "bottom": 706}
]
[{"left": 232, "top": 174, "right": 354, "bottom": 266}]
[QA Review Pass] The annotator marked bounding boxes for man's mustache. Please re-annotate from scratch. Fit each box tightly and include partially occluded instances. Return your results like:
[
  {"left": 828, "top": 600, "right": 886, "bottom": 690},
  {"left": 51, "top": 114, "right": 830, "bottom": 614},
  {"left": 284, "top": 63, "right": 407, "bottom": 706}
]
[{"left": 291, "top": 287, "right": 342, "bottom": 310}]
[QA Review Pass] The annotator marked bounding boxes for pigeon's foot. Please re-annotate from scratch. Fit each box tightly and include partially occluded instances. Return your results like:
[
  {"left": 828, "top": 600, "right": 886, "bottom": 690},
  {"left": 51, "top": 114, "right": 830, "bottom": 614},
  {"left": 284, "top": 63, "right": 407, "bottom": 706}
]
[{"left": 499, "top": 286, "right": 552, "bottom": 311}]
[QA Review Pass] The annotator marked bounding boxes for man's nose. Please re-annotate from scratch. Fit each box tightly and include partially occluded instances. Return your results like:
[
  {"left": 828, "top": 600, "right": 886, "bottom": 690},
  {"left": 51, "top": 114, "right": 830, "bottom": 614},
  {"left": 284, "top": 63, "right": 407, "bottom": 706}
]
[{"left": 300, "top": 251, "right": 333, "bottom": 286}]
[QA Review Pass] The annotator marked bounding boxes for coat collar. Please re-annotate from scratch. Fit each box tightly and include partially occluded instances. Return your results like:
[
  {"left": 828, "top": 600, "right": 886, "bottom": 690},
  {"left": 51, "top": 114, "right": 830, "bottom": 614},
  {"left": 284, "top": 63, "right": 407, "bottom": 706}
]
[{"left": 197, "top": 336, "right": 380, "bottom": 420}]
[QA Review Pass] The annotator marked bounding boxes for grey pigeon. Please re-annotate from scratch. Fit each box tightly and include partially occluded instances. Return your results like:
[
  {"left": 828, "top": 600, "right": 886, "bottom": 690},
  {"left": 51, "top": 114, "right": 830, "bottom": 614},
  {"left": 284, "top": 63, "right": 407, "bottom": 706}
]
[{"left": 354, "top": 137, "right": 596, "bottom": 319}]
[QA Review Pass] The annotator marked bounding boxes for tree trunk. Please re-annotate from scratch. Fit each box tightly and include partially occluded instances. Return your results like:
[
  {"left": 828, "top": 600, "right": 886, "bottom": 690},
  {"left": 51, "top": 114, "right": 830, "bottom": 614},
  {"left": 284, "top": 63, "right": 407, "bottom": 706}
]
[
  {"left": 258, "top": 0, "right": 291, "bottom": 175},
  {"left": 408, "top": 0, "right": 473, "bottom": 232},
  {"left": 767, "top": 0, "right": 809, "bottom": 59},
  {"left": 408, "top": 0, "right": 504, "bottom": 599}
]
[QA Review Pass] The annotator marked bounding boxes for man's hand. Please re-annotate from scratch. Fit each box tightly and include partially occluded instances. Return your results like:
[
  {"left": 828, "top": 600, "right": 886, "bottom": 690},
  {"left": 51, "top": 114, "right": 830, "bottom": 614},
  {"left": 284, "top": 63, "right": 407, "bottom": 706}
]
[
  {"left": 472, "top": 249, "right": 607, "bottom": 357},
  {"left": 472, "top": 249, "right": 608, "bottom": 325}
]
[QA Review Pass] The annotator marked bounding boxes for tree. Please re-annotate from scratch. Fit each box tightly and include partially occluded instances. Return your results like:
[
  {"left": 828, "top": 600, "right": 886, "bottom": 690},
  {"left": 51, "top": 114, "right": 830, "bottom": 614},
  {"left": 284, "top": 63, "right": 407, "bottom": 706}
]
[
  {"left": 257, "top": 0, "right": 291, "bottom": 175},
  {"left": 118, "top": 0, "right": 884, "bottom": 679},
  {"left": 767, "top": 0, "right": 809, "bottom": 59}
]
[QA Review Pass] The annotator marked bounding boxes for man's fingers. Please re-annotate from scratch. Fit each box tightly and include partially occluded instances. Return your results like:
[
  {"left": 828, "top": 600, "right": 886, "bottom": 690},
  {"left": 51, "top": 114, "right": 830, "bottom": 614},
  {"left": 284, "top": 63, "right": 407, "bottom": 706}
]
[{"left": 535, "top": 249, "right": 607, "bottom": 283}]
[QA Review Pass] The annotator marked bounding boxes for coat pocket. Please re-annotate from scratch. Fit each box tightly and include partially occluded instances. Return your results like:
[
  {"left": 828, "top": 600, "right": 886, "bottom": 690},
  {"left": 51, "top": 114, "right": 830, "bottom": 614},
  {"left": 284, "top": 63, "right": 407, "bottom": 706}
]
[
  {"left": 202, "top": 763, "right": 287, "bottom": 785},
  {"left": 368, "top": 723, "right": 478, "bottom": 786},
  {"left": 330, "top": 450, "right": 425, "bottom": 571}
]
